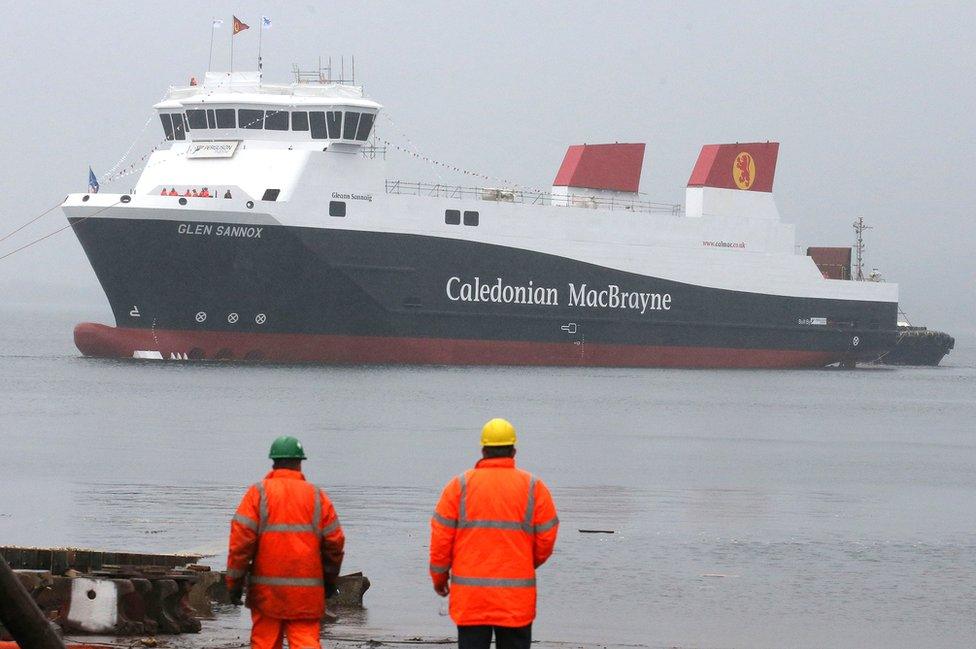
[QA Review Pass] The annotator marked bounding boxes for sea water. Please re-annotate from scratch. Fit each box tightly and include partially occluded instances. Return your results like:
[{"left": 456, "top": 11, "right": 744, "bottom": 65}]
[{"left": 1, "top": 304, "right": 974, "bottom": 648}]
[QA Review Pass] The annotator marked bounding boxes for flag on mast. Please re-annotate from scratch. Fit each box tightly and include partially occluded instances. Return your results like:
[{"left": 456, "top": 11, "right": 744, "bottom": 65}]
[
  {"left": 233, "top": 16, "right": 249, "bottom": 34},
  {"left": 262, "top": 16, "right": 272, "bottom": 29},
  {"left": 88, "top": 167, "right": 99, "bottom": 194},
  {"left": 212, "top": 18, "right": 223, "bottom": 28}
]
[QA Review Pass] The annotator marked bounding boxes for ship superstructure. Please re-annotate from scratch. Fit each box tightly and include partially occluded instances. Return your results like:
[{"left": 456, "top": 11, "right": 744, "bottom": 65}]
[{"left": 62, "top": 70, "right": 899, "bottom": 367}]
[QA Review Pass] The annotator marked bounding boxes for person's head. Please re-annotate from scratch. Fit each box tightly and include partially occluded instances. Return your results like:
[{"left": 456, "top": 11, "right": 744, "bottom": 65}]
[
  {"left": 273, "top": 457, "right": 303, "bottom": 470},
  {"left": 268, "top": 435, "right": 307, "bottom": 470},
  {"left": 482, "top": 444, "right": 515, "bottom": 459},
  {"left": 480, "top": 418, "right": 517, "bottom": 459}
]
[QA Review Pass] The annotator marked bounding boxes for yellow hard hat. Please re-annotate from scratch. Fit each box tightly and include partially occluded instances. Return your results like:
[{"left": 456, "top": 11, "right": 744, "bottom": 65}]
[{"left": 481, "top": 418, "right": 517, "bottom": 447}]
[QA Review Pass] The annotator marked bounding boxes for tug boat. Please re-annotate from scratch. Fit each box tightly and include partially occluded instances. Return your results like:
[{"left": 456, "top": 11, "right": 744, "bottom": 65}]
[
  {"left": 878, "top": 324, "right": 955, "bottom": 366},
  {"left": 63, "top": 70, "right": 898, "bottom": 367}
]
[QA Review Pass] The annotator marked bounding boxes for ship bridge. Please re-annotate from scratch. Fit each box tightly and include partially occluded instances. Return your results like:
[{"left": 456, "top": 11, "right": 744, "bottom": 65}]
[
  {"left": 154, "top": 71, "right": 381, "bottom": 148},
  {"left": 128, "top": 71, "right": 383, "bottom": 200}
]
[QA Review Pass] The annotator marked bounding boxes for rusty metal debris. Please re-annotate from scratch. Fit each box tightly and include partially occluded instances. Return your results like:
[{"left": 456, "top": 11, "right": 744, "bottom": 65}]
[{"left": 0, "top": 546, "right": 370, "bottom": 640}]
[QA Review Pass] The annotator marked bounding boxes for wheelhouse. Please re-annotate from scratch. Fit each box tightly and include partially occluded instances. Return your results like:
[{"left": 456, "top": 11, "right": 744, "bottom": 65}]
[{"left": 154, "top": 71, "right": 380, "bottom": 145}]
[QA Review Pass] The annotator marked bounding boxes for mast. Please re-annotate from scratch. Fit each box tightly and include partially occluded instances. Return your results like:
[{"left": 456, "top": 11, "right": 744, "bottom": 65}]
[{"left": 852, "top": 216, "right": 871, "bottom": 281}]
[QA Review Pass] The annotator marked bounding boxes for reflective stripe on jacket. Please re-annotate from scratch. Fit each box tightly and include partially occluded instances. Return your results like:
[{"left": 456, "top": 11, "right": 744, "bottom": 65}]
[
  {"left": 226, "top": 468, "right": 345, "bottom": 619},
  {"left": 429, "top": 457, "right": 559, "bottom": 627}
]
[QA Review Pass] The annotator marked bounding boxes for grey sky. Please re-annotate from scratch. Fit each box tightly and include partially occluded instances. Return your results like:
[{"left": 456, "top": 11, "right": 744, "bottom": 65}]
[{"left": 1, "top": 1, "right": 973, "bottom": 340}]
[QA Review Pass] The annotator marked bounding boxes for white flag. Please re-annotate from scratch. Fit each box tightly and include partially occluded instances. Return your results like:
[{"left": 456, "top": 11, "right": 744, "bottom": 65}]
[{"left": 212, "top": 18, "right": 223, "bottom": 28}]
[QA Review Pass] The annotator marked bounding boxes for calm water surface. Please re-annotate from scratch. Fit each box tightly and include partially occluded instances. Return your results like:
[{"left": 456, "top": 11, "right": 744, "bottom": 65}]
[{"left": 1, "top": 305, "right": 974, "bottom": 648}]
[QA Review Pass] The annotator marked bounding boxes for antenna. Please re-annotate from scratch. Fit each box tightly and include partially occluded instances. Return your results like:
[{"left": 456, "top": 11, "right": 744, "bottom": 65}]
[{"left": 852, "top": 216, "right": 871, "bottom": 281}]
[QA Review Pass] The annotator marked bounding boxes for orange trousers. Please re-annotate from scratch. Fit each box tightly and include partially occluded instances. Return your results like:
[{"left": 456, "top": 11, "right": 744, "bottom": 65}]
[{"left": 250, "top": 609, "right": 322, "bottom": 649}]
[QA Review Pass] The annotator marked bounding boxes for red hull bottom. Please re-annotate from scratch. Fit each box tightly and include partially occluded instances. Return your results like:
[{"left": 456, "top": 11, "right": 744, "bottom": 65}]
[{"left": 73, "top": 322, "right": 843, "bottom": 369}]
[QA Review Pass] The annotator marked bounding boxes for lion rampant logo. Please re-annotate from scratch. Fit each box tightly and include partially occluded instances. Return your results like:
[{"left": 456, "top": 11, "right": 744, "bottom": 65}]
[{"left": 733, "top": 152, "right": 756, "bottom": 190}]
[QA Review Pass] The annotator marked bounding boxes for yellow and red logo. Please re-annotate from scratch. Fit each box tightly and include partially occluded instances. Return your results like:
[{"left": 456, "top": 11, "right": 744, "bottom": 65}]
[{"left": 732, "top": 152, "right": 756, "bottom": 190}]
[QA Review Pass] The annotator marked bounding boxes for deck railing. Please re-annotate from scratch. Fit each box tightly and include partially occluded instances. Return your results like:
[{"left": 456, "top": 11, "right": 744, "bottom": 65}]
[{"left": 384, "top": 180, "right": 682, "bottom": 214}]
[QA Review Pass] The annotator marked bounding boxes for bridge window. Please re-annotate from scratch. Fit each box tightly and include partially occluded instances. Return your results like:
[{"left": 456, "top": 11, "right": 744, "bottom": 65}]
[
  {"left": 171, "top": 113, "right": 187, "bottom": 140},
  {"left": 207, "top": 109, "right": 216, "bottom": 128},
  {"left": 159, "top": 114, "right": 174, "bottom": 140},
  {"left": 355, "top": 113, "right": 374, "bottom": 141},
  {"left": 326, "top": 111, "right": 342, "bottom": 139},
  {"left": 185, "top": 109, "right": 208, "bottom": 130},
  {"left": 329, "top": 201, "right": 346, "bottom": 217},
  {"left": 463, "top": 211, "right": 479, "bottom": 226},
  {"left": 215, "top": 109, "right": 236, "bottom": 128},
  {"left": 265, "top": 109, "right": 289, "bottom": 131},
  {"left": 291, "top": 111, "right": 309, "bottom": 131},
  {"left": 309, "top": 111, "right": 328, "bottom": 139},
  {"left": 238, "top": 109, "right": 264, "bottom": 129},
  {"left": 343, "top": 112, "right": 360, "bottom": 140}
]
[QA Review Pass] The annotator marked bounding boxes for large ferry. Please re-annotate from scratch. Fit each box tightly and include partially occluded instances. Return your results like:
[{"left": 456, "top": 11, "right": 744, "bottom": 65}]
[{"left": 63, "top": 69, "right": 899, "bottom": 368}]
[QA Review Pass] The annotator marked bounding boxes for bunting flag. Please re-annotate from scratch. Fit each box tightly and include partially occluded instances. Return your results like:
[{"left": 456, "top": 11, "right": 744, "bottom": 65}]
[{"left": 233, "top": 16, "right": 249, "bottom": 34}]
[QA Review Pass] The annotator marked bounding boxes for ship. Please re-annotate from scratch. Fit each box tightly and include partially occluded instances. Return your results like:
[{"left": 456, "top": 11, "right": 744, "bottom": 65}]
[{"left": 62, "top": 69, "right": 899, "bottom": 368}]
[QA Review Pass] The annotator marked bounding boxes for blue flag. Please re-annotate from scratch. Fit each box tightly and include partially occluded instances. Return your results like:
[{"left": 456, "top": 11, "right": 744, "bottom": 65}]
[{"left": 88, "top": 167, "right": 99, "bottom": 194}]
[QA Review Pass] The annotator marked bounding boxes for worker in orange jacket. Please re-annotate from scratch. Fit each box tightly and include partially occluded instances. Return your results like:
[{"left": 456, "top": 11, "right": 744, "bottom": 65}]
[
  {"left": 227, "top": 436, "right": 345, "bottom": 649},
  {"left": 429, "top": 418, "right": 559, "bottom": 649}
]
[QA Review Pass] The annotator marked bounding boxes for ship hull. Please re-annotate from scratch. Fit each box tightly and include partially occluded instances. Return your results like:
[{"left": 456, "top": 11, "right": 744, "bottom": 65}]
[
  {"left": 68, "top": 216, "right": 898, "bottom": 368},
  {"left": 73, "top": 323, "right": 852, "bottom": 368}
]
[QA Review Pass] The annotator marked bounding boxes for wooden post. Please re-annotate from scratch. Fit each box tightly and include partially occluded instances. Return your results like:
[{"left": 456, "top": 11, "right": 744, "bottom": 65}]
[{"left": 0, "top": 553, "right": 65, "bottom": 649}]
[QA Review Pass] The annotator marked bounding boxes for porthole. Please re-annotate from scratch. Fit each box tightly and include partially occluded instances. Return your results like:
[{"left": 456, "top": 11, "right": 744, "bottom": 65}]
[
  {"left": 329, "top": 201, "right": 346, "bottom": 217},
  {"left": 445, "top": 209, "right": 460, "bottom": 225},
  {"left": 178, "top": 197, "right": 187, "bottom": 206},
  {"left": 82, "top": 195, "right": 90, "bottom": 202},
  {"left": 463, "top": 211, "right": 479, "bottom": 226},
  {"left": 246, "top": 200, "right": 254, "bottom": 209},
  {"left": 120, "top": 195, "right": 131, "bottom": 204}
]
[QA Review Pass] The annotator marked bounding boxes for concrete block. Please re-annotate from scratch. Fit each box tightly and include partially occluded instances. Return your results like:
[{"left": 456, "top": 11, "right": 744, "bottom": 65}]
[{"left": 60, "top": 577, "right": 143, "bottom": 634}]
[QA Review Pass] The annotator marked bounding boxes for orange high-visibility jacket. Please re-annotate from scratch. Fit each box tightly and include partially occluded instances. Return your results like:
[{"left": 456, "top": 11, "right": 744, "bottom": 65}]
[
  {"left": 226, "top": 468, "right": 345, "bottom": 619},
  {"left": 429, "top": 457, "right": 559, "bottom": 627}
]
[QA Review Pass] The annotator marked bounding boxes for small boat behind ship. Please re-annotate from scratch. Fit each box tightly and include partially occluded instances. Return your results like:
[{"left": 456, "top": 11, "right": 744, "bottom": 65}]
[
  {"left": 878, "top": 323, "right": 955, "bottom": 366},
  {"left": 807, "top": 219, "right": 955, "bottom": 367}
]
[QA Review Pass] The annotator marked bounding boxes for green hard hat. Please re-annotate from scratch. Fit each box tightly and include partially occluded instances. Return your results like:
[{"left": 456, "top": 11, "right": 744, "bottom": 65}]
[{"left": 269, "top": 436, "right": 307, "bottom": 460}]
